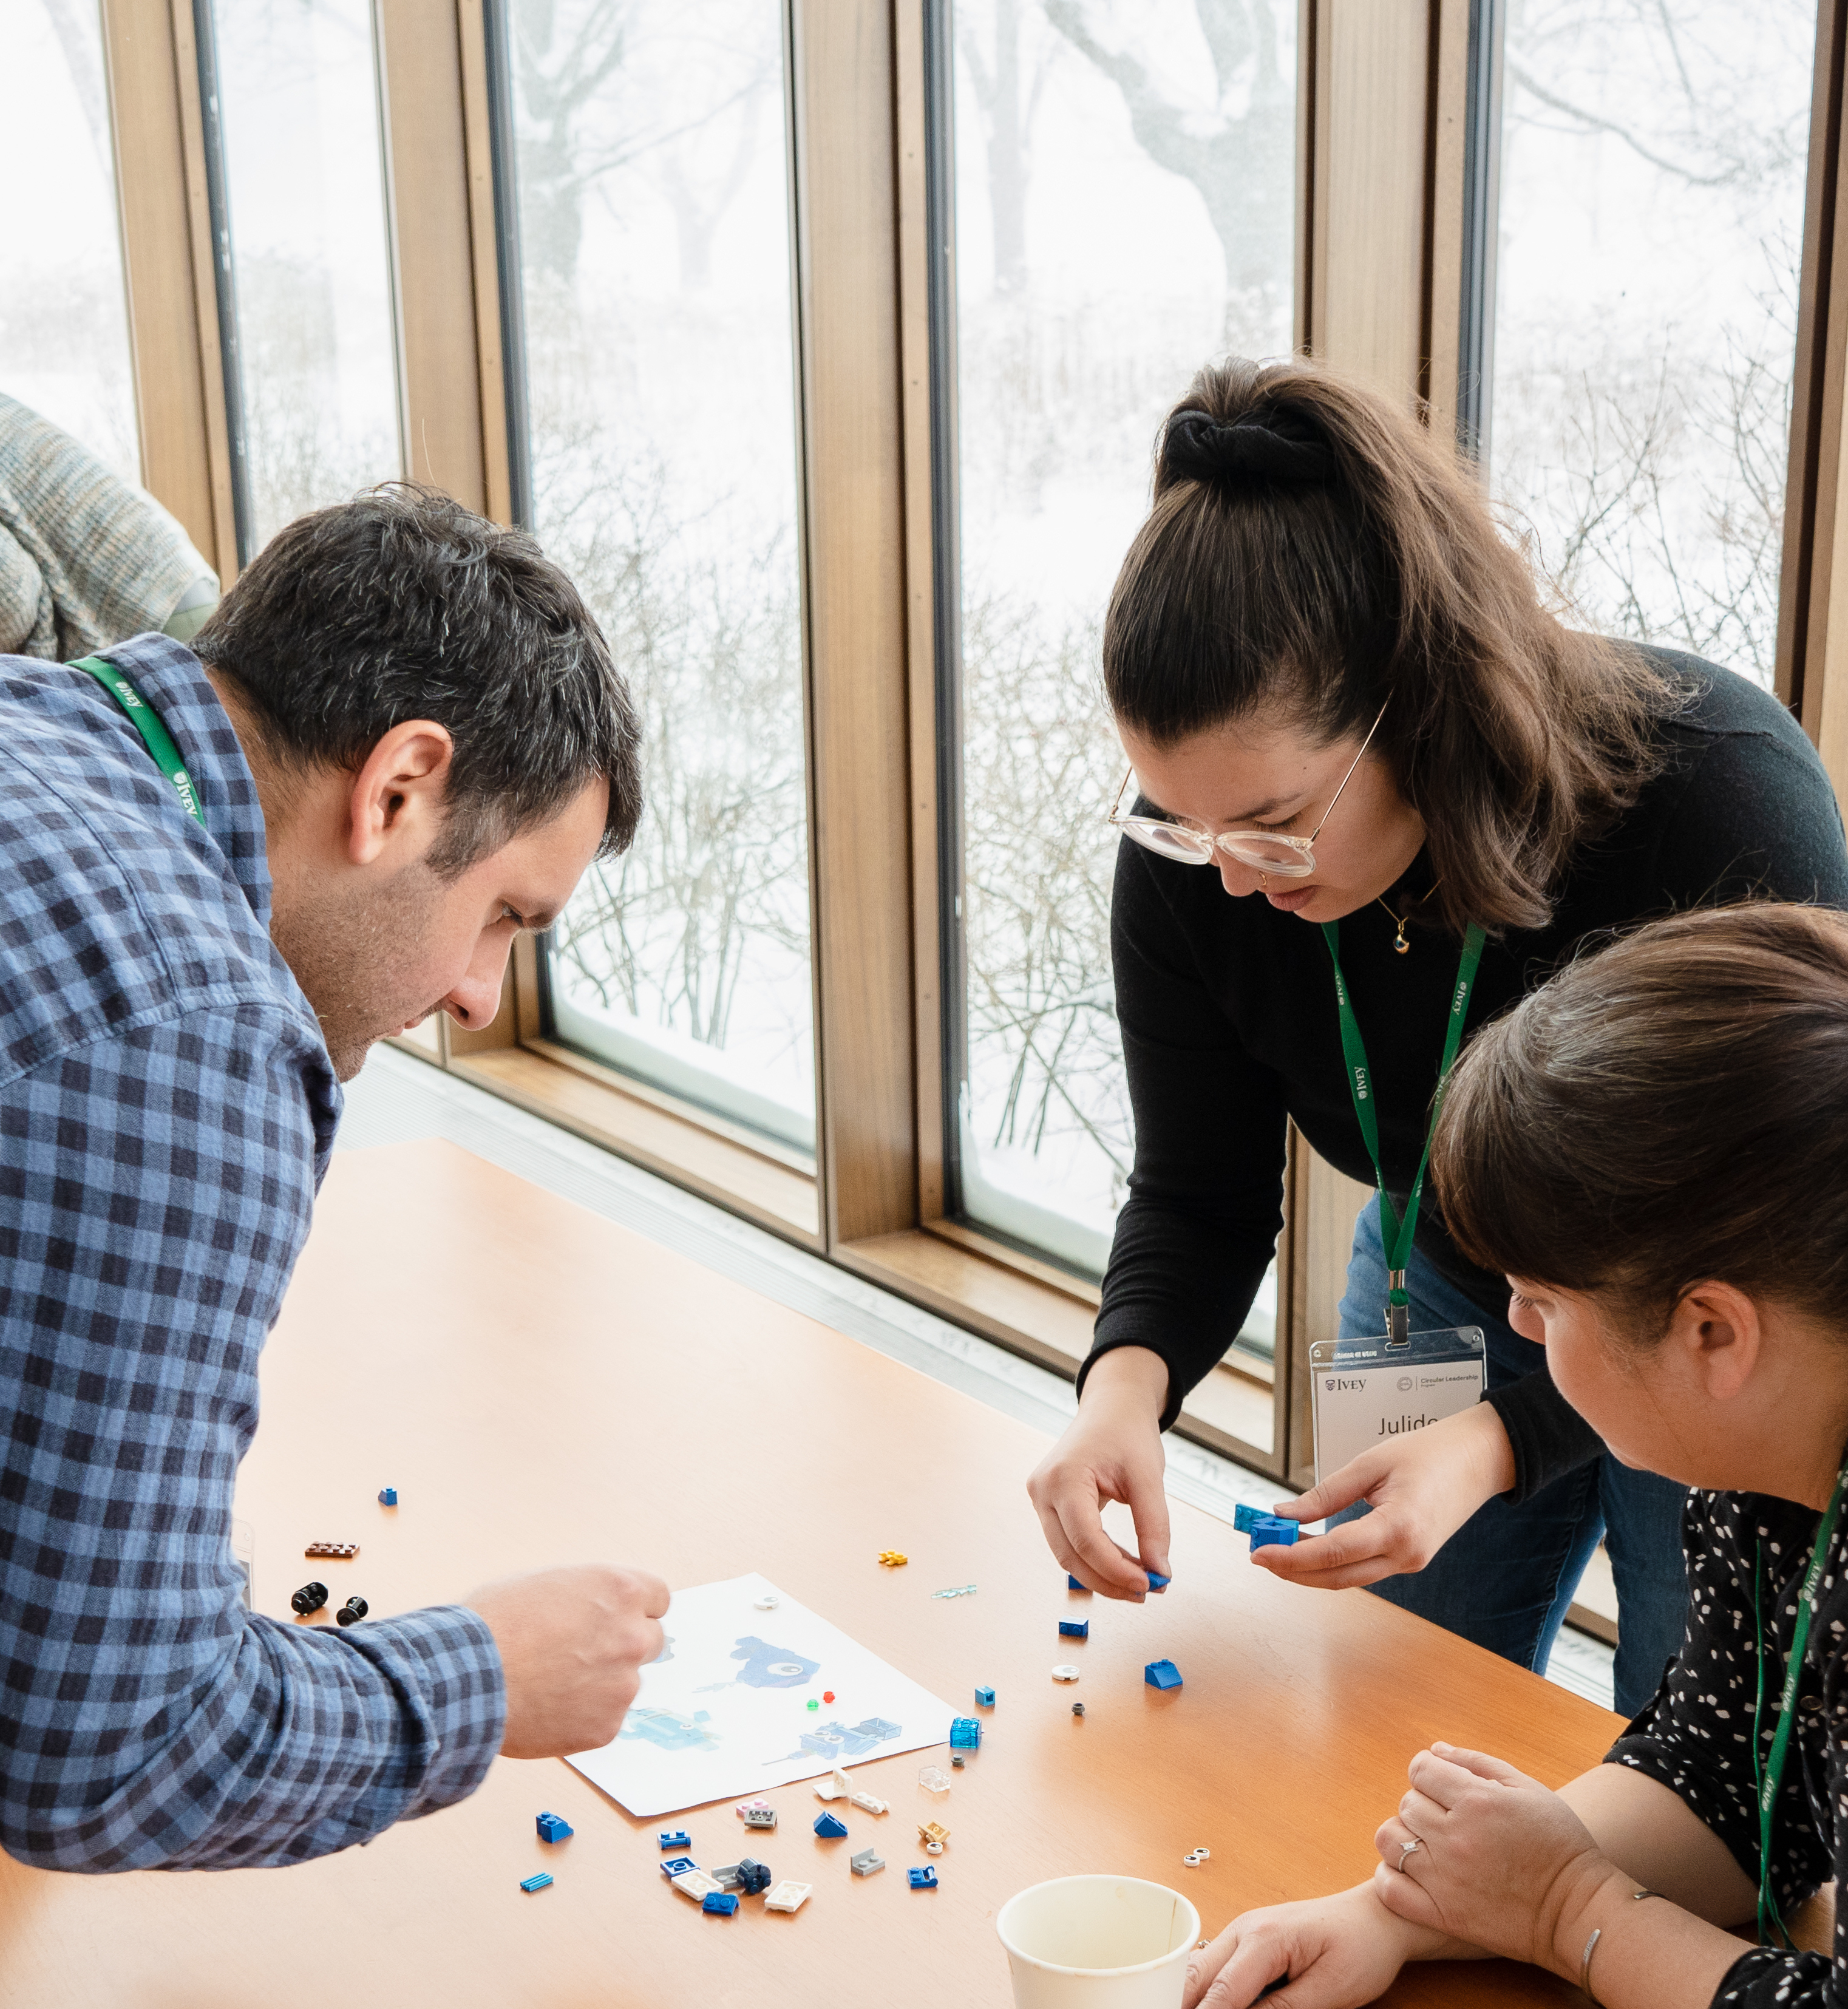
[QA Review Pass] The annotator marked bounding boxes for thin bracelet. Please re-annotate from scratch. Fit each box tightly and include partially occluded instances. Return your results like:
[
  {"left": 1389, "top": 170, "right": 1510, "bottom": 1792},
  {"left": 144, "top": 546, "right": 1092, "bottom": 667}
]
[{"left": 1581, "top": 1891, "right": 1661, "bottom": 2005}]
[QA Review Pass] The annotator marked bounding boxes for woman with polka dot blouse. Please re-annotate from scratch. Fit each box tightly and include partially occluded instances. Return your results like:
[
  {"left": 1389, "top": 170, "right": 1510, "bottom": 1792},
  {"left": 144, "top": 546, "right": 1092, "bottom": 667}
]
[{"left": 1184, "top": 902, "right": 1848, "bottom": 2009}]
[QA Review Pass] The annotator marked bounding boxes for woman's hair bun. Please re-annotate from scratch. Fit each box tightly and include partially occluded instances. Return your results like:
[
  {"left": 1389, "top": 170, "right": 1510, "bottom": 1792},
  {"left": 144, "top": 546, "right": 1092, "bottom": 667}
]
[{"left": 1163, "top": 407, "right": 1333, "bottom": 488}]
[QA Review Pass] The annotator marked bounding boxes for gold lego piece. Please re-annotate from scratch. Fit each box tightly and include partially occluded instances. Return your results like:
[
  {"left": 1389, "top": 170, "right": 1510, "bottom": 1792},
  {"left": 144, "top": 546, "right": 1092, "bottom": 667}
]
[
  {"left": 917, "top": 1821, "right": 949, "bottom": 1849},
  {"left": 877, "top": 1550, "right": 908, "bottom": 1568}
]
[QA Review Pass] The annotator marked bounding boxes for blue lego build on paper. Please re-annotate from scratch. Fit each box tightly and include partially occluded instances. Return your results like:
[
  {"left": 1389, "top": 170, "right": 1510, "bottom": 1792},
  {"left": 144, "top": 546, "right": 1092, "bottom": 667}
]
[
  {"left": 974, "top": 1685, "right": 995, "bottom": 1707},
  {"left": 908, "top": 1867, "right": 939, "bottom": 1889},
  {"left": 520, "top": 1872, "right": 554, "bottom": 1893},
  {"left": 657, "top": 1829, "right": 690, "bottom": 1850},
  {"left": 1144, "top": 1659, "right": 1183, "bottom": 1691},
  {"left": 702, "top": 1891, "right": 739, "bottom": 1916},
  {"left": 1248, "top": 1515, "right": 1300, "bottom": 1551},
  {"left": 948, "top": 1716, "right": 981, "bottom": 1750},
  {"left": 1058, "top": 1619, "right": 1089, "bottom": 1640},
  {"left": 814, "top": 1812, "right": 849, "bottom": 1838},
  {"left": 537, "top": 1811, "right": 573, "bottom": 1843},
  {"left": 659, "top": 1856, "right": 699, "bottom": 1878},
  {"left": 1146, "top": 1571, "right": 1170, "bottom": 1591}
]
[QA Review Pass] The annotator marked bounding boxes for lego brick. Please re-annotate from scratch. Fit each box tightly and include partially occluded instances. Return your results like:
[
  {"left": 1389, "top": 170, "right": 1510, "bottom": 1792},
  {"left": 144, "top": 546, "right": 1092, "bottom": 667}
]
[
  {"left": 377, "top": 1487, "right": 398, "bottom": 1506},
  {"left": 930, "top": 1583, "right": 977, "bottom": 1598},
  {"left": 753, "top": 1593, "right": 780, "bottom": 1610},
  {"left": 304, "top": 1542, "right": 358, "bottom": 1559},
  {"left": 537, "top": 1812, "right": 574, "bottom": 1844},
  {"left": 671, "top": 1868, "right": 723, "bottom": 1902},
  {"left": 974, "top": 1685, "right": 996, "bottom": 1707},
  {"left": 519, "top": 1872, "right": 554, "bottom": 1893},
  {"left": 948, "top": 1716, "right": 981, "bottom": 1749},
  {"left": 1184, "top": 1848, "right": 1211, "bottom": 1866},
  {"left": 335, "top": 1596, "right": 367, "bottom": 1626},
  {"left": 1249, "top": 1515, "right": 1300, "bottom": 1550},
  {"left": 657, "top": 1829, "right": 691, "bottom": 1850},
  {"left": 712, "top": 1863, "right": 744, "bottom": 1892},
  {"left": 742, "top": 1807, "right": 778, "bottom": 1829},
  {"left": 1058, "top": 1619, "right": 1090, "bottom": 1640},
  {"left": 917, "top": 1766, "right": 951, "bottom": 1793},
  {"left": 877, "top": 1550, "right": 908, "bottom": 1567},
  {"left": 917, "top": 1821, "right": 949, "bottom": 1849},
  {"left": 1233, "top": 1503, "right": 1262, "bottom": 1533},
  {"left": 736, "top": 1857, "right": 773, "bottom": 1895},
  {"left": 659, "top": 1857, "right": 699, "bottom": 1878},
  {"left": 1146, "top": 1571, "right": 1171, "bottom": 1591},
  {"left": 736, "top": 1798, "right": 771, "bottom": 1816},
  {"left": 1071, "top": 1702, "right": 1085, "bottom": 1716},
  {"left": 1144, "top": 1658, "right": 1183, "bottom": 1691},
  {"left": 1067, "top": 1574, "right": 1088, "bottom": 1591},
  {"left": 908, "top": 1867, "right": 939, "bottom": 1889},
  {"left": 763, "top": 1879, "right": 812, "bottom": 1913},
  {"left": 1051, "top": 1664, "right": 1081, "bottom": 1682},
  {"left": 702, "top": 1891, "right": 739, "bottom": 1916},
  {"left": 814, "top": 1766, "right": 850, "bottom": 1801},
  {"left": 848, "top": 1790, "right": 888, "bottom": 1814},
  {"left": 290, "top": 1582, "right": 327, "bottom": 1616},
  {"left": 850, "top": 1847, "right": 886, "bottom": 1876},
  {"left": 950, "top": 1753, "right": 965, "bottom": 1769},
  {"left": 813, "top": 1812, "right": 848, "bottom": 1839}
]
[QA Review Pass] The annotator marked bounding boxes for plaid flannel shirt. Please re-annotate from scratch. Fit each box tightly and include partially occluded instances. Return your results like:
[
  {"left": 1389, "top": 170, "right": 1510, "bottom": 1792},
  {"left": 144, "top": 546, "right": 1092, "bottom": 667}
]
[{"left": 0, "top": 633, "right": 504, "bottom": 1872}]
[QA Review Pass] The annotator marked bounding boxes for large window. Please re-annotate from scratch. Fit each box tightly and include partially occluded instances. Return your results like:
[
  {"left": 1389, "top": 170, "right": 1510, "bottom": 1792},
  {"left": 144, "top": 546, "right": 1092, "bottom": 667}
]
[
  {"left": 1, "top": 1, "right": 137, "bottom": 483},
  {"left": 934, "top": 0, "right": 1296, "bottom": 1356},
  {"left": 1489, "top": 0, "right": 1817, "bottom": 685},
  {"left": 495, "top": 0, "right": 817, "bottom": 1164},
  {"left": 200, "top": 0, "right": 403, "bottom": 557}
]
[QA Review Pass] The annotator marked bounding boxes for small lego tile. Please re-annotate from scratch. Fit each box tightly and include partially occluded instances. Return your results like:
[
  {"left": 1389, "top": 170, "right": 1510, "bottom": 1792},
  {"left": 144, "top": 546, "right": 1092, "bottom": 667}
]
[
  {"left": 659, "top": 1857, "right": 699, "bottom": 1878},
  {"left": 948, "top": 1716, "right": 981, "bottom": 1749},
  {"left": 848, "top": 1790, "right": 888, "bottom": 1814},
  {"left": 1183, "top": 1848, "right": 1211, "bottom": 1866},
  {"left": 813, "top": 1812, "right": 848, "bottom": 1839},
  {"left": 974, "top": 1684, "right": 996, "bottom": 1707},
  {"left": 764, "top": 1879, "right": 812, "bottom": 1913},
  {"left": 907, "top": 1867, "right": 938, "bottom": 1889},
  {"left": 736, "top": 1857, "right": 772, "bottom": 1895},
  {"left": 304, "top": 1542, "right": 358, "bottom": 1559},
  {"left": 1067, "top": 1573, "right": 1088, "bottom": 1591},
  {"left": 930, "top": 1583, "right": 977, "bottom": 1599},
  {"left": 754, "top": 1594, "right": 780, "bottom": 1610},
  {"left": 1144, "top": 1658, "right": 1183, "bottom": 1691},
  {"left": 657, "top": 1829, "right": 691, "bottom": 1850},
  {"left": 712, "top": 1863, "right": 744, "bottom": 1892},
  {"left": 849, "top": 1848, "right": 886, "bottom": 1877},
  {"left": 378, "top": 1487, "right": 398, "bottom": 1506},
  {"left": 742, "top": 1807, "right": 778, "bottom": 1829},
  {"left": 877, "top": 1551, "right": 908, "bottom": 1568},
  {"left": 917, "top": 1821, "right": 949, "bottom": 1849},
  {"left": 671, "top": 1868, "right": 723, "bottom": 1903},
  {"left": 702, "top": 1891, "right": 739, "bottom": 1916},
  {"left": 917, "top": 1766, "right": 951, "bottom": 1793},
  {"left": 1051, "top": 1664, "right": 1081, "bottom": 1682},
  {"left": 1146, "top": 1571, "right": 1171, "bottom": 1591},
  {"left": 537, "top": 1811, "right": 574, "bottom": 1844},
  {"left": 520, "top": 1872, "right": 554, "bottom": 1893},
  {"left": 736, "top": 1798, "right": 772, "bottom": 1816},
  {"left": 1058, "top": 1619, "right": 1090, "bottom": 1640}
]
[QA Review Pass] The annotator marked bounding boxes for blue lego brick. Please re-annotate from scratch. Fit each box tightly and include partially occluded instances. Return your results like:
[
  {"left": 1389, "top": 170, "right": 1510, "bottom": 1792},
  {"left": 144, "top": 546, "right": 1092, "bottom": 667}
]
[
  {"left": 1233, "top": 1503, "right": 1262, "bottom": 1534},
  {"left": 537, "top": 1810, "right": 574, "bottom": 1843},
  {"left": 657, "top": 1829, "right": 691, "bottom": 1850},
  {"left": 974, "top": 1685, "right": 996, "bottom": 1708},
  {"left": 702, "top": 1891, "right": 739, "bottom": 1916},
  {"left": 908, "top": 1866, "right": 939, "bottom": 1889},
  {"left": 1146, "top": 1571, "right": 1170, "bottom": 1591},
  {"left": 1067, "top": 1573, "right": 1089, "bottom": 1591},
  {"left": 1058, "top": 1619, "right": 1090, "bottom": 1640},
  {"left": 736, "top": 1857, "right": 772, "bottom": 1894},
  {"left": 378, "top": 1486, "right": 398, "bottom": 1506},
  {"left": 1248, "top": 1515, "right": 1300, "bottom": 1551},
  {"left": 660, "top": 1856, "right": 699, "bottom": 1878},
  {"left": 1144, "top": 1658, "right": 1183, "bottom": 1691},
  {"left": 948, "top": 1716, "right": 982, "bottom": 1749},
  {"left": 520, "top": 1872, "right": 554, "bottom": 1893},
  {"left": 813, "top": 1812, "right": 848, "bottom": 1838}
]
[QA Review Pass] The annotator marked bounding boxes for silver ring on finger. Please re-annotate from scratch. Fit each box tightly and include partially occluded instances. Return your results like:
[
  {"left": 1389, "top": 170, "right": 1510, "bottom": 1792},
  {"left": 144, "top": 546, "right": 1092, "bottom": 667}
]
[{"left": 1397, "top": 1840, "right": 1422, "bottom": 1872}]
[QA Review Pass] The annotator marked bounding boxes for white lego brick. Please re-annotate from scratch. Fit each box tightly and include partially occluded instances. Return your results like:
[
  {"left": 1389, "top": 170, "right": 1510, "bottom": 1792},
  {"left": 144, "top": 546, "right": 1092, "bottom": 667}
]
[
  {"left": 670, "top": 1868, "right": 722, "bottom": 1902},
  {"left": 764, "top": 1879, "right": 812, "bottom": 1914}
]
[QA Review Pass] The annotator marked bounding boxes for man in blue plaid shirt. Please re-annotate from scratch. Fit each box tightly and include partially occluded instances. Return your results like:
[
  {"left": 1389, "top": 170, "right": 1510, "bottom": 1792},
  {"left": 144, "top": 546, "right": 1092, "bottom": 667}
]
[{"left": 0, "top": 486, "right": 667, "bottom": 1871}]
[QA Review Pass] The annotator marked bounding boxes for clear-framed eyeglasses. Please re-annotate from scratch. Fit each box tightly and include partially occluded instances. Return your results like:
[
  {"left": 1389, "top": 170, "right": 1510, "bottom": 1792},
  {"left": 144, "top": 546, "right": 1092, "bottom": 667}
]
[{"left": 1106, "top": 700, "right": 1390, "bottom": 879}]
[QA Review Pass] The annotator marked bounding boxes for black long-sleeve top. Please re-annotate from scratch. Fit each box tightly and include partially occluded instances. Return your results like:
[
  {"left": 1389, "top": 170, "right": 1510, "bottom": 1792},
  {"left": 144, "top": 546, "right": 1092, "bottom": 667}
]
[
  {"left": 1084, "top": 651, "right": 1848, "bottom": 1497},
  {"left": 1608, "top": 1486, "right": 1848, "bottom": 2006}
]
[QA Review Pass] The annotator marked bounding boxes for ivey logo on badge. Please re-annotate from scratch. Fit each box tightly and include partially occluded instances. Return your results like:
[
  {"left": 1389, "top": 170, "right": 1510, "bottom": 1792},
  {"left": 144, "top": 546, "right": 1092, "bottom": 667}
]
[{"left": 1307, "top": 1328, "right": 1487, "bottom": 1484}]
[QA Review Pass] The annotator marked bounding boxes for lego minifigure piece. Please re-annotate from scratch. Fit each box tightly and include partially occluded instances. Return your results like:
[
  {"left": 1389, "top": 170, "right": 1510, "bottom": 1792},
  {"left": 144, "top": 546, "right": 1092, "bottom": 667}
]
[
  {"left": 671, "top": 1868, "right": 723, "bottom": 1902},
  {"left": 1144, "top": 1658, "right": 1183, "bottom": 1690},
  {"left": 1071, "top": 1702, "right": 1085, "bottom": 1717},
  {"left": 753, "top": 1594, "right": 780, "bottom": 1610},
  {"left": 1067, "top": 1573, "right": 1088, "bottom": 1591},
  {"left": 659, "top": 1857, "right": 699, "bottom": 1878},
  {"left": 712, "top": 1863, "right": 743, "bottom": 1892},
  {"left": 917, "top": 1821, "right": 949, "bottom": 1850},
  {"left": 1051, "top": 1664, "right": 1081, "bottom": 1682},
  {"left": 813, "top": 1812, "right": 848, "bottom": 1839},
  {"left": 917, "top": 1766, "right": 951, "bottom": 1793},
  {"left": 948, "top": 1716, "right": 981, "bottom": 1750},
  {"left": 736, "top": 1857, "right": 773, "bottom": 1895},
  {"left": 949, "top": 1753, "right": 964, "bottom": 1769},
  {"left": 1058, "top": 1619, "right": 1090, "bottom": 1640},
  {"left": 743, "top": 1807, "right": 778, "bottom": 1830},
  {"left": 848, "top": 1790, "right": 888, "bottom": 1815},
  {"left": 908, "top": 1867, "right": 938, "bottom": 1889},
  {"left": 1183, "top": 1848, "right": 1212, "bottom": 1866},
  {"left": 519, "top": 1872, "right": 554, "bottom": 1893},
  {"left": 850, "top": 1848, "right": 885, "bottom": 1877},
  {"left": 536, "top": 1811, "right": 574, "bottom": 1844},
  {"left": 378, "top": 1487, "right": 398, "bottom": 1506},
  {"left": 974, "top": 1685, "right": 996, "bottom": 1707},
  {"left": 763, "top": 1880, "right": 812, "bottom": 1913},
  {"left": 702, "top": 1891, "right": 739, "bottom": 1916},
  {"left": 290, "top": 1581, "right": 328, "bottom": 1616},
  {"left": 1147, "top": 1571, "right": 1171, "bottom": 1591},
  {"left": 336, "top": 1596, "right": 367, "bottom": 1626},
  {"left": 1249, "top": 1515, "right": 1300, "bottom": 1551},
  {"left": 658, "top": 1829, "right": 692, "bottom": 1850},
  {"left": 877, "top": 1551, "right": 908, "bottom": 1568},
  {"left": 304, "top": 1542, "right": 358, "bottom": 1559}
]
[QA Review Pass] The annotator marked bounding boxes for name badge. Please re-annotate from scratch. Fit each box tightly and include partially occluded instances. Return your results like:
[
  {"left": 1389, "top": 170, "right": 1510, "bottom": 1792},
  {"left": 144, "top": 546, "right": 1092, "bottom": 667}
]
[{"left": 1308, "top": 1327, "right": 1486, "bottom": 1484}]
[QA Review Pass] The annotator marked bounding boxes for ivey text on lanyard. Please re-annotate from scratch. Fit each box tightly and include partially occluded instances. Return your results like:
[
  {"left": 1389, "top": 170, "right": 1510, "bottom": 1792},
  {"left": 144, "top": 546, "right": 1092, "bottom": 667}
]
[
  {"left": 1321, "top": 915, "right": 1487, "bottom": 1341},
  {"left": 69, "top": 655, "right": 206, "bottom": 827}
]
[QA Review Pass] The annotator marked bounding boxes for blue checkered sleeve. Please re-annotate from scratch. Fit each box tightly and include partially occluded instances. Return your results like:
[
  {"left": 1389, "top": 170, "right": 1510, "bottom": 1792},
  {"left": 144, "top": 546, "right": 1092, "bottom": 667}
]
[{"left": 0, "top": 1007, "right": 506, "bottom": 1871}]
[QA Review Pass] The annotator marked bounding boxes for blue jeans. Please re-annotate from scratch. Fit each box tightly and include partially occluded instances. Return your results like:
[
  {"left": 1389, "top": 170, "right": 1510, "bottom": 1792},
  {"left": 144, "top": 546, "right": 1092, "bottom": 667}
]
[{"left": 1334, "top": 1197, "right": 1687, "bottom": 1718}]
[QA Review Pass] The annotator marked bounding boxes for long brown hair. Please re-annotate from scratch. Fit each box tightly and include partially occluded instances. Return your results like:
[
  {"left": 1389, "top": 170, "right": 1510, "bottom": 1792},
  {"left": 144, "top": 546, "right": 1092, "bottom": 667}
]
[
  {"left": 1432, "top": 903, "right": 1848, "bottom": 1335},
  {"left": 1104, "top": 358, "right": 1679, "bottom": 936}
]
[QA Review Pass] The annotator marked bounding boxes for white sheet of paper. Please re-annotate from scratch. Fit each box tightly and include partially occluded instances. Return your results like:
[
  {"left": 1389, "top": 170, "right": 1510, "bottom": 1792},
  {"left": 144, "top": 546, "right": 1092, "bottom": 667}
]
[{"left": 565, "top": 1571, "right": 958, "bottom": 1819}]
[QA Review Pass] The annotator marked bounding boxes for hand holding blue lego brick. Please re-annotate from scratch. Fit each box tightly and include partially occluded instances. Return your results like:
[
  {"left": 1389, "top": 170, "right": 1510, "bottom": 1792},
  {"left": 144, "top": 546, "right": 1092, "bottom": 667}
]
[{"left": 1026, "top": 1347, "right": 1174, "bottom": 1597}]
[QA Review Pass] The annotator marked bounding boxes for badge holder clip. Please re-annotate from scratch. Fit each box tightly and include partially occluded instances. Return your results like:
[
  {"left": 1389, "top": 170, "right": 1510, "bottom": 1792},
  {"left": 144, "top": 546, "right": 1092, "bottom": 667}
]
[{"left": 1308, "top": 1324, "right": 1486, "bottom": 1487}]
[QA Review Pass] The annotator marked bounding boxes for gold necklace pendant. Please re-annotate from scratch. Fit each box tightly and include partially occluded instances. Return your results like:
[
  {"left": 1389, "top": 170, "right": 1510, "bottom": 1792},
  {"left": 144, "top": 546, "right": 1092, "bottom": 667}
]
[{"left": 1394, "top": 922, "right": 1411, "bottom": 956}]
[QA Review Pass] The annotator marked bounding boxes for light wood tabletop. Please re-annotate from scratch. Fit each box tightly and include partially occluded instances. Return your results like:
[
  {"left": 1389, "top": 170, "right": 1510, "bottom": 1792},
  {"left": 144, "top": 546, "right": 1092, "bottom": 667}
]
[{"left": 0, "top": 1137, "right": 1623, "bottom": 2007}]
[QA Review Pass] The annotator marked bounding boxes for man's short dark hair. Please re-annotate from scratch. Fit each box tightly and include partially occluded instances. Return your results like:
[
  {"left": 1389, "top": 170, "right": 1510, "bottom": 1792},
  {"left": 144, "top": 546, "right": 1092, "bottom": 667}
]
[{"left": 192, "top": 484, "right": 642, "bottom": 874}]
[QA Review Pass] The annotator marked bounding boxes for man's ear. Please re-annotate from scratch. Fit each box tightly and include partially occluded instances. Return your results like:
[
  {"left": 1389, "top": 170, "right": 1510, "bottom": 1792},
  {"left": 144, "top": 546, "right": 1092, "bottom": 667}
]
[
  {"left": 1662, "top": 1280, "right": 1762, "bottom": 1402},
  {"left": 345, "top": 720, "right": 454, "bottom": 867}
]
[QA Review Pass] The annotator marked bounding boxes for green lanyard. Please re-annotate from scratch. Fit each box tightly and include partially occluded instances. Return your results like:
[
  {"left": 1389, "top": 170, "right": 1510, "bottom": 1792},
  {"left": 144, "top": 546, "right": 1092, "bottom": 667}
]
[
  {"left": 1754, "top": 1456, "right": 1848, "bottom": 1947},
  {"left": 70, "top": 655, "right": 205, "bottom": 828},
  {"left": 1321, "top": 917, "right": 1487, "bottom": 1341}
]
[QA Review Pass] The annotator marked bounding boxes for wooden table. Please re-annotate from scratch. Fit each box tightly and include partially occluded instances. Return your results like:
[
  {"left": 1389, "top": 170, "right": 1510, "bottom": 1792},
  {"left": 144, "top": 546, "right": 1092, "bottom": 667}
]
[{"left": 0, "top": 1139, "right": 1618, "bottom": 2007}]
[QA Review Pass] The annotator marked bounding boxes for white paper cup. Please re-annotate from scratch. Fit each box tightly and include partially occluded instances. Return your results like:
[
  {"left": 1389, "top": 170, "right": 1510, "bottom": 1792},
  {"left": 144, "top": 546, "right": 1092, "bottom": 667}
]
[{"left": 997, "top": 1875, "right": 1201, "bottom": 2008}]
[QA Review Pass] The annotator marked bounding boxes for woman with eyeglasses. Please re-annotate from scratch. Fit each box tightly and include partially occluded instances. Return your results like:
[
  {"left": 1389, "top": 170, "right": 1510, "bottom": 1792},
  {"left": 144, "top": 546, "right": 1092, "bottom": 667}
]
[{"left": 1025, "top": 356, "right": 1848, "bottom": 1716}]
